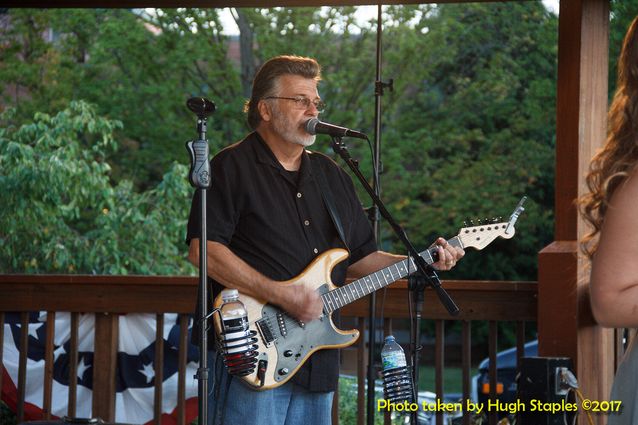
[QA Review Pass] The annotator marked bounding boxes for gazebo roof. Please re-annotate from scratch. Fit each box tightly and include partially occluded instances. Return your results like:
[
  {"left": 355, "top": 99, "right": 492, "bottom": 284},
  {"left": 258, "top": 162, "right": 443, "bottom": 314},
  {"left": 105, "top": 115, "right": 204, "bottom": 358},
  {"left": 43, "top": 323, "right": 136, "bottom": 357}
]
[{"left": 6, "top": 0, "right": 506, "bottom": 7}]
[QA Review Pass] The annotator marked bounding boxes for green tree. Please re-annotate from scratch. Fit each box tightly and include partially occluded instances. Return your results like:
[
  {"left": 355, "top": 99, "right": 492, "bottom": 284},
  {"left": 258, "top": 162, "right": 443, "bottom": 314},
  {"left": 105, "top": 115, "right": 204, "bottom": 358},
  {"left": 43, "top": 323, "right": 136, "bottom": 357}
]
[
  {"left": 1, "top": 9, "right": 244, "bottom": 188},
  {"left": 85, "top": 8, "right": 245, "bottom": 185},
  {"left": 609, "top": 1, "right": 638, "bottom": 95},
  {"left": 369, "top": 3, "right": 558, "bottom": 281},
  {"left": 0, "top": 10, "right": 78, "bottom": 118},
  {"left": 0, "top": 5, "right": 561, "bottom": 282},
  {"left": 232, "top": 6, "right": 379, "bottom": 132},
  {"left": 0, "top": 101, "right": 195, "bottom": 275}
]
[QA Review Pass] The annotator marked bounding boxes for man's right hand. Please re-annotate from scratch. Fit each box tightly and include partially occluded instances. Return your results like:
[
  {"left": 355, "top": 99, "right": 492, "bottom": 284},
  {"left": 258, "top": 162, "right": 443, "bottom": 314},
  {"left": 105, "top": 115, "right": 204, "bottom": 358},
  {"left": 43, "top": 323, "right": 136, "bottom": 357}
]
[
  {"left": 278, "top": 285, "right": 324, "bottom": 323},
  {"left": 189, "top": 240, "right": 325, "bottom": 323}
]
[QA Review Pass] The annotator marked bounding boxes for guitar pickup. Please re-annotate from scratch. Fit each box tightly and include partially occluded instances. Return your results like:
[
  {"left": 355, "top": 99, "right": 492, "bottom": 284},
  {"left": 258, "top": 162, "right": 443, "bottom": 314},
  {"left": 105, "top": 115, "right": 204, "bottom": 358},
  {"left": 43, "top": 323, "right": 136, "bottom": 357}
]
[
  {"left": 276, "top": 312, "right": 288, "bottom": 337},
  {"left": 256, "top": 318, "right": 275, "bottom": 346}
]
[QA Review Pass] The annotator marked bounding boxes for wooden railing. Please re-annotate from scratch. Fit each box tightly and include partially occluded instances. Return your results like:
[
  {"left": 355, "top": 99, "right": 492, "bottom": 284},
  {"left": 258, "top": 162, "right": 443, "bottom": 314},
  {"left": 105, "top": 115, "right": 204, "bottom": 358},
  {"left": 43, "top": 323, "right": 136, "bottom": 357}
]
[{"left": 0, "top": 275, "right": 537, "bottom": 425}]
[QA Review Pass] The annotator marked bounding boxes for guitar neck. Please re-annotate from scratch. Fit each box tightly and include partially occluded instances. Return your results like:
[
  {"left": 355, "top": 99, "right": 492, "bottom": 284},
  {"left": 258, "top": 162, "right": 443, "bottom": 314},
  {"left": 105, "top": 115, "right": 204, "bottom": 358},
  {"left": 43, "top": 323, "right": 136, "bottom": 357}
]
[{"left": 321, "top": 236, "right": 463, "bottom": 314}]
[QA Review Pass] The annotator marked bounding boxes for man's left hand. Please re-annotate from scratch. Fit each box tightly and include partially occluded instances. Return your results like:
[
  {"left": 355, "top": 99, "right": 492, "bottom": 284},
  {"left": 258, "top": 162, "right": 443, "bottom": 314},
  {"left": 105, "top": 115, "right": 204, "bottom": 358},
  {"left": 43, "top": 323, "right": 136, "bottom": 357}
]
[{"left": 432, "top": 237, "right": 465, "bottom": 271}]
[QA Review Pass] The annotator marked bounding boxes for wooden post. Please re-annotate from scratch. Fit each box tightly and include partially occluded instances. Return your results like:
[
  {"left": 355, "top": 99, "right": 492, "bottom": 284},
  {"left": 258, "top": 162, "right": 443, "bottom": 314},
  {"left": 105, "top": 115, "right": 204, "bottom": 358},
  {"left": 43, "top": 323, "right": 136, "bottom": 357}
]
[
  {"left": 154, "top": 314, "right": 165, "bottom": 425},
  {"left": 0, "top": 312, "right": 4, "bottom": 408},
  {"left": 68, "top": 312, "right": 80, "bottom": 418},
  {"left": 43, "top": 311, "right": 56, "bottom": 419},
  {"left": 487, "top": 321, "right": 498, "bottom": 425},
  {"left": 92, "top": 312, "right": 119, "bottom": 422},
  {"left": 537, "top": 1, "right": 613, "bottom": 423},
  {"left": 177, "top": 314, "right": 189, "bottom": 425},
  {"left": 17, "top": 312, "right": 29, "bottom": 424},
  {"left": 434, "top": 320, "right": 444, "bottom": 425},
  {"left": 356, "top": 317, "right": 366, "bottom": 425},
  {"left": 461, "top": 321, "right": 471, "bottom": 425}
]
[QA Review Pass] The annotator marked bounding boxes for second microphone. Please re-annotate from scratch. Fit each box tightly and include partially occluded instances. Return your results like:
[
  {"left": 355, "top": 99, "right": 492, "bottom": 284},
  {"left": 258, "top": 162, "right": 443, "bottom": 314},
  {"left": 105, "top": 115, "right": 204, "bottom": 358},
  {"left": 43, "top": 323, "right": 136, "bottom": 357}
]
[{"left": 305, "top": 118, "right": 368, "bottom": 140}]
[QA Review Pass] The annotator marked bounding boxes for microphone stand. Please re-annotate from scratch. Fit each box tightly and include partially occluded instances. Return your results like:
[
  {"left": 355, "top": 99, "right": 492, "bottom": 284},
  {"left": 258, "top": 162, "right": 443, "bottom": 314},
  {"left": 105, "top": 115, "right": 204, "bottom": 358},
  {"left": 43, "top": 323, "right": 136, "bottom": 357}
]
[
  {"left": 330, "top": 136, "right": 460, "bottom": 424},
  {"left": 185, "top": 97, "right": 216, "bottom": 425},
  {"left": 367, "top": 6, "right": 393, "bottom": 423},
  {"left": 408, "top": 273, "right": 428, "bottom": 425}
]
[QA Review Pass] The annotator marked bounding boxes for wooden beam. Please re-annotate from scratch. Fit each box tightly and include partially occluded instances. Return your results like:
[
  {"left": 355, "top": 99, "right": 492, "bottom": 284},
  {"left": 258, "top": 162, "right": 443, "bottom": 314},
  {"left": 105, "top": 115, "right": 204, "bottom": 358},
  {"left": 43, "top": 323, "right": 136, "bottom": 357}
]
[
  {"left": 341, "top": 280, "right": 538, "bottom": 321},
  {"left": 0, "top": 276, "right": 536, "bottom": 322},
  {"left": 538, "top": 1, "right": 613, "bottom": 424},
  {"left": 0, "top": 275, "right": 197, "bottom": 314},
  {"left": 2, "top": 0, "right": 513, "bottom": 8}
]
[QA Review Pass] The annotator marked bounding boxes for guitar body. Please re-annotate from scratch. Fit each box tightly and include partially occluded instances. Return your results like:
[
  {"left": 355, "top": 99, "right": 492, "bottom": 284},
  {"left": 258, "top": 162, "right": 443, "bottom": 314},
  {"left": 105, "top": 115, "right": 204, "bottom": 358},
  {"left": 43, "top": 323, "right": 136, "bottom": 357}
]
[
  {"left": 211, "top": 198, "right": 527, "bottom": 390},
  {"left": 213, "top": 248, "right": 359, "bottom": 390}
]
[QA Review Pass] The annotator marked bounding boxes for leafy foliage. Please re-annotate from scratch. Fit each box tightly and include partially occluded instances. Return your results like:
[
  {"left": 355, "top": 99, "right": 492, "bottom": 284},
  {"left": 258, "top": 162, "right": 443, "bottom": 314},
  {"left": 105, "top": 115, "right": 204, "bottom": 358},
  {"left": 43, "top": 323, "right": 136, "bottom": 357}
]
[
  {"left": 0, "top": 9, "right": 243, "bottom": 187},
  {"left": 0, "top": 3, "right": 624, "bottom": 282},
  {"left": 0, "top": 101, "right": 195, "bottom": 274},
  {"left": 338, "top": 376, "right": 385, "bottom": 425},
  {"left": 609, "top": 0, "right": 638, "bottom": 95},
  {"left": 373, "top": 3, "right": 558, "bottom": 281}
]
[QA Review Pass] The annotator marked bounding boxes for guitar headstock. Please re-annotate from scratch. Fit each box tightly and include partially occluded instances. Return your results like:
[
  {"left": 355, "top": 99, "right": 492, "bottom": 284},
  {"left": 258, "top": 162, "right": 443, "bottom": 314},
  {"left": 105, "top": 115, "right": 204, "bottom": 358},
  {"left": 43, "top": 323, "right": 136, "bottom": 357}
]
[
  {"left": 457, "top": 196, "right": 527, "bottom": 250},
  {"left": 457, "top": 221, "right": 512, "bottom": 250}
]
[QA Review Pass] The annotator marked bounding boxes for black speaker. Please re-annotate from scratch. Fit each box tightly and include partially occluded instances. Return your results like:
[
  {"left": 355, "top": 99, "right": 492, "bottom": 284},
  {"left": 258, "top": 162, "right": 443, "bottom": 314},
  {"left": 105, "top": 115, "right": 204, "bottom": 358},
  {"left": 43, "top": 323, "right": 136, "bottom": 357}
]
[{"left": 517, "top": 357, "right": 577, "bottom": 425}]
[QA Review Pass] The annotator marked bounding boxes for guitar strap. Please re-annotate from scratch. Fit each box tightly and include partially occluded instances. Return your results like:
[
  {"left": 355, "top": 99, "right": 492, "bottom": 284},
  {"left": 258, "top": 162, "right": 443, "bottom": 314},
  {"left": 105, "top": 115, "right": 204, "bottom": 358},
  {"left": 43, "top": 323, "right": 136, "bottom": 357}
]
[{"left": 309, "top": 153, "right": 350, "bottom": 252}]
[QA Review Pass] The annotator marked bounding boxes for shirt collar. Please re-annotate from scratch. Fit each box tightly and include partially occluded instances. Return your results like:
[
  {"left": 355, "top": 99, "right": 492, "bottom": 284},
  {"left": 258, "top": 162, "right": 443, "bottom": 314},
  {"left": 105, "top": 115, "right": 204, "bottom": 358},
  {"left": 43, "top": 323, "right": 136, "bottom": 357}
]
[{"left": 252, "top": 132, "right": 314, "bottom": 184}]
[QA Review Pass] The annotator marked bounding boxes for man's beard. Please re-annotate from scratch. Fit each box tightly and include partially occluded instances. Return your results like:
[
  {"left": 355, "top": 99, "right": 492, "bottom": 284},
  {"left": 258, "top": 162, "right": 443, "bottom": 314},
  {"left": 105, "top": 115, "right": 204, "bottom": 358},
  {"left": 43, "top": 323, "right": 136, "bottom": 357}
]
[{"left": 271, "top": 105, "right": 316, "bottom": 147}]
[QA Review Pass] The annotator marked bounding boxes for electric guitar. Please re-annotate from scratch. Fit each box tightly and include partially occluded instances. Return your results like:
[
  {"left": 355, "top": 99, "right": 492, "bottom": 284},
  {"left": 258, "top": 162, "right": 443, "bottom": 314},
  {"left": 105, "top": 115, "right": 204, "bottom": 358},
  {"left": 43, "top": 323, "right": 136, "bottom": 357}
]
[{"left": 213, "top": 197, "right": 526, "bottom": 390}]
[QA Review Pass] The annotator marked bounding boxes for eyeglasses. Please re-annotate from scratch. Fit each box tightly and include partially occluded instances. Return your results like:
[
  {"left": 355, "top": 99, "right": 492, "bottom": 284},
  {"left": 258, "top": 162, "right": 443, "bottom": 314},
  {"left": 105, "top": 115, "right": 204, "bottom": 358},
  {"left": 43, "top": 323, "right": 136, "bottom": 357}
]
[{"left": 264, "top": 96, "right": 326, "bottom": 113}]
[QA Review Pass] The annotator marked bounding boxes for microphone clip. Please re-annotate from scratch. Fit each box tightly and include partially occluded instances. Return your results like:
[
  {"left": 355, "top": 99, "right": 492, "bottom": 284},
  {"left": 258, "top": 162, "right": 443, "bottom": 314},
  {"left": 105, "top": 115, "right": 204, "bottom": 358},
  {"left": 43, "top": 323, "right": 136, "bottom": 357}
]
[
  {"left": 375, "top": 78, "right": 394, "bottom": 96},
  {"left": 185, "top": 97, "right": 216, "bottom": 189}
]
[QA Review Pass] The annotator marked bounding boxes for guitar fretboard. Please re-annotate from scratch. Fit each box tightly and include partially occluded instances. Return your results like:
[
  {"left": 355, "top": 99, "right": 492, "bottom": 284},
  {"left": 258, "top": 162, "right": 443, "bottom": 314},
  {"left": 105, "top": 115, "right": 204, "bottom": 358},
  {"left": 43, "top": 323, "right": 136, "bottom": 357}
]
[{"left": 321, "top": 236, "right": 463, "bottom": 314}]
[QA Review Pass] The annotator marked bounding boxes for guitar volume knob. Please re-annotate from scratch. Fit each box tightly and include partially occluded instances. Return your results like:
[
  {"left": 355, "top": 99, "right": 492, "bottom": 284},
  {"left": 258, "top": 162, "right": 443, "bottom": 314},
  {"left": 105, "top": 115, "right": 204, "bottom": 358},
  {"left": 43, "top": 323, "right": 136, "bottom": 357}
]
[
  {"left": 278, "top": 368, "right": 289, "bottom": 376},
  {"left": 284, "top": 350, "right": 293, "bottom": 357}
]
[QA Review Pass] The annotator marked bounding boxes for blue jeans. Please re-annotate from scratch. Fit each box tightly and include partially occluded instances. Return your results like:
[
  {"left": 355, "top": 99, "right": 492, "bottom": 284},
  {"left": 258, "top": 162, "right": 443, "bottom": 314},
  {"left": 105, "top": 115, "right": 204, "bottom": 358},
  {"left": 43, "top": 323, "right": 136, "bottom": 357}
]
[{"left": 208, "top": 351, "right": 334, "bottom": 425}]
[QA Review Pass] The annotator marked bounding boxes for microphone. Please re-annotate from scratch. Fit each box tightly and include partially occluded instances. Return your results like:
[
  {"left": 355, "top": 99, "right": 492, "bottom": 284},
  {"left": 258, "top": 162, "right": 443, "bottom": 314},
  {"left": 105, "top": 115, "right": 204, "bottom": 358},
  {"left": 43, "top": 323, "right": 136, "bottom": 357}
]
[
  {"left": 186, "top": 97, "right": 216, "bottom": 119},
  {"left": 305, "top": 118, "right": 368, "bottom": 139}
]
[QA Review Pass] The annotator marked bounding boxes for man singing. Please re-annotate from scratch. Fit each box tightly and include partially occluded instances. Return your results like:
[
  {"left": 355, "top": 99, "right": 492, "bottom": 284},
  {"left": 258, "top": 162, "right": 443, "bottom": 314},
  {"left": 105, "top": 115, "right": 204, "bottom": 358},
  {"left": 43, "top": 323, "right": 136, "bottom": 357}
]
[{"left": 186, "top": 55, "right": 464, "bottom": 425}]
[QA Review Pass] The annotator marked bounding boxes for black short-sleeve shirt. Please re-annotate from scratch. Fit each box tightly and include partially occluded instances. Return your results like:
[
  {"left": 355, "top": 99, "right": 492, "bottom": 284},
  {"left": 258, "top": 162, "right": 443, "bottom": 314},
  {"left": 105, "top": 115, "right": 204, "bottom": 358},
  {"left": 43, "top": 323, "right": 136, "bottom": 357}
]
[{"left": 186, "top": 131, "right": 377, "bottom": 392}]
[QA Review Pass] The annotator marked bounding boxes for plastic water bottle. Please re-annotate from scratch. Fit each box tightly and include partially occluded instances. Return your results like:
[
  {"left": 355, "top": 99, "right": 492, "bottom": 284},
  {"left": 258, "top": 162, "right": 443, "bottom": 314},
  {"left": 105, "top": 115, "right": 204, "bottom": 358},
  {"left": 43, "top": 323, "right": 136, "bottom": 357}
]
[
  {"left": 219, "top": 289, "right": 257, "bottom": 376},
  {"left": 220, "top": 289, "right": 249, "bottom": 346},
  {"left": 381, "top": 335, "right": 413, "bottom": 403},
  {"left": 381, "top": 335, "right": 407, "bottom": 369}
]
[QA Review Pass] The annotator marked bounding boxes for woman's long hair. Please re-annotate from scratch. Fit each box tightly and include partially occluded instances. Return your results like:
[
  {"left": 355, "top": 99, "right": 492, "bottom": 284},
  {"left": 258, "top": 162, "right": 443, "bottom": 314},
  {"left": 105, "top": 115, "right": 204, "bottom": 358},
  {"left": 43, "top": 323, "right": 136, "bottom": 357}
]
[{"left": 580, "top": 16, "right": 638, "bottom": 259}]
